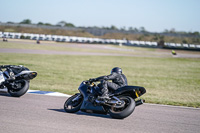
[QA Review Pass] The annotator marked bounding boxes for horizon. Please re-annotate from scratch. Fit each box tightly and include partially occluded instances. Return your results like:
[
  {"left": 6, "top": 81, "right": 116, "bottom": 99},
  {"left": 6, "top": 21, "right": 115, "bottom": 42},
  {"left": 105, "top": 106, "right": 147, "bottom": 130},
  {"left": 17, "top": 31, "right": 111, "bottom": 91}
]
[
  {"left": 0, "top": 0, "right": 200, "bottom": 33},
  {"left": 1, "top": 20, "right": 199, "bottom": 34}
]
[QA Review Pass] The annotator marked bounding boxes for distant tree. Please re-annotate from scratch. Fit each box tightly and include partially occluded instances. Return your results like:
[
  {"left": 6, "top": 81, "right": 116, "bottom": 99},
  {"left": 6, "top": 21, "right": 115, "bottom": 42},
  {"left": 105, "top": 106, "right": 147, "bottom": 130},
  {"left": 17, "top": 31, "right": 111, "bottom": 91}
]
[
  {"left": 164, "top": 29, "right": 169, "bottom": 33},
  {"left": 153, "top": 34, "right": 158, "bottom": 41},
  {"left": 92, "top": 26, "right": 100, "bottom": 29},
  {"left": 57, "top": 21, "right": 66, "bottom": 27},
  {"left": 110, "top": 25, "right": 118, "bottom": 30},
  {"left": 65, "top": 23, "right": 75, "bottom": 27},
  {"left": 20, "top": 35, "right": 25, "bottom": 39},
  {"left": 159, "top": 35, "right": 165, "bottom": 41},
  {"left": 197, "top": 38, "right": 200, "bottom": 43},
  {"left": 169, "top": 28, "right": 176, "bottom": 33},
  {"left": 102, "top": 26, "right": 110, "bottom": 30},
  {"left": 139, "top": 27, "right": 146, "bottom": 32},
  {"left": 20, "top": 19, "right": 32, "bottom": 24},
  {"left": 192, "top": 31, "right": 200, "bottom": 36},
  {"left": 128, "top": 27, "right": 134, "bottom": 31},
  {"left": 134, "top": 28, "right": 138, "bottom": 32},
  {"left": 191, "top": 38, "right": 200, "bottom": 44},
  {"left": 37, "top": 22, "right": 44, "bottom": 25},
  {"left": 7, "top": 21, "right": 14, "bottom": 24},
  {"left": 158, "top": 40, "right": 165, "bottom": 47},
  {"left": 120, "top": 26, "right": 126, "bottom": 31},
  {"left": 57, "top": 21, "right": 75, "bottom": 27},
  {"left": 182, "top": 39, "right": 188, "bottom": 44},
  {"left": 137, "top": 36, "right": 143, "bottom": 41},
  {"left": 44, "top": 23, "right": 52, "bottom": 26}
]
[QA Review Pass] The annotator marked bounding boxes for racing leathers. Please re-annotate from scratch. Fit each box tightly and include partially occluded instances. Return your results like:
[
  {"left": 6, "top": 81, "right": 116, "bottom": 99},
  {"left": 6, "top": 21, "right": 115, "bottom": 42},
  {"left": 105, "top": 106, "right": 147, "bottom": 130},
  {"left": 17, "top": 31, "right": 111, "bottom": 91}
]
[{"left": 91, "top": 72, "right": 128, "bottom": 99}]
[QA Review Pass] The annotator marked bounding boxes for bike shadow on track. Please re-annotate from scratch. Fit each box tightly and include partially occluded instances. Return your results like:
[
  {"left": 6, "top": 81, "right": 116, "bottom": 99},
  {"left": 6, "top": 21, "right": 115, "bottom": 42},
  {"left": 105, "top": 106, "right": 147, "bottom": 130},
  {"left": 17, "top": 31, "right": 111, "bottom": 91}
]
[
  {"left": 48, "top": 108, "right": 112, "bottom": 119},
  {"left": 0, "top": 92, "right": 12, "bottom": 97}
]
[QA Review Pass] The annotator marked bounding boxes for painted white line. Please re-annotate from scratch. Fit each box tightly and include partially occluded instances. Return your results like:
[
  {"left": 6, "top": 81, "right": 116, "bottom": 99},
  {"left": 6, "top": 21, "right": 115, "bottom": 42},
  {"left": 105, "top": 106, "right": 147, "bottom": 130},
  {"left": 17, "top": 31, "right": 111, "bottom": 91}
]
[
  {"left": 27, "top": 90, "right": 39, "bottom": 93},
  {"left": 144, "top": 103, "right": 200, "bottom": 110},
  {"left": 45, "top": 92, "right": 71, "bottom": 97},
  {"left": 0, "top": 89, "right": 71, "bottom": 97},
  {"left": 27, "top": 90, "right": 72, "bottom": 97}
]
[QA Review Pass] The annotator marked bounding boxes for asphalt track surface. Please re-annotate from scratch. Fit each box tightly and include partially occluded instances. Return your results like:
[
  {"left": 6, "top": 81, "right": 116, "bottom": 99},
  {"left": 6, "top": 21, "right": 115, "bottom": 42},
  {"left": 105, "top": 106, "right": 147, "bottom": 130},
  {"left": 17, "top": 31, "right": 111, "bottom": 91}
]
[
  {"left": 1, "top": 93, "right": 200, "bottom": 133},
  {"left": 1, "top": 40, "right": 200, "bottom": 133}
]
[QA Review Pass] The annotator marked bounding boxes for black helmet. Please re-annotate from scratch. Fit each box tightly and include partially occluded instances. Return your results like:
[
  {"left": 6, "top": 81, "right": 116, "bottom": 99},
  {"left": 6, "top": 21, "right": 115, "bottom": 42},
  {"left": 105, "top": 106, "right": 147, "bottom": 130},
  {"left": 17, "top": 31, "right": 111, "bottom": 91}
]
[{"left": 111, "top": 67, "right": 122, "bottom": 74}]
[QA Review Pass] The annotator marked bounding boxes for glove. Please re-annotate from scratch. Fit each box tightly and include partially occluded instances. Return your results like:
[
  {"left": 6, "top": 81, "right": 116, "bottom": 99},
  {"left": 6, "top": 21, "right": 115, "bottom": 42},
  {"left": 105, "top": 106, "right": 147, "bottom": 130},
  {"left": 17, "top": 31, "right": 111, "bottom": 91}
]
[
  {"left": 89, "top": 78, "right": 96, "bottom": 83},
  {"left": 8, "top": 68, "right": 15, "bottom": 80},
  {"left": 9, "top": 72, "right": 15, "bottom": 80}
]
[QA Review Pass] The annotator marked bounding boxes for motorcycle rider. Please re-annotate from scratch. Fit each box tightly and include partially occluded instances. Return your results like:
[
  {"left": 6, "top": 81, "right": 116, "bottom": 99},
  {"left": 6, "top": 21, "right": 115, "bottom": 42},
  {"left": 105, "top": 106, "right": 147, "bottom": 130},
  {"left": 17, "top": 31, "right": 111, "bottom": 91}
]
[
  {"left": 90, "top": 67, "right": 128, "bottom": 100},
  {"left": 0, "top": 65, "right": 15, "bottom": 80},
  {"left": 7, "top": 68, "right": 15, "bottom": 80}
]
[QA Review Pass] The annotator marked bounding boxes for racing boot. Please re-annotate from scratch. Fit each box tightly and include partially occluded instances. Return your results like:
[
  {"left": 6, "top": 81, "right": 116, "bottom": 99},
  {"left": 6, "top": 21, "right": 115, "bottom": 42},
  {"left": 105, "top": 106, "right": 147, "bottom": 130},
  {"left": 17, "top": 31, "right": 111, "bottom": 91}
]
[
  {"left": 98, "top": 88, "right": 110, "bottom": 100},
  {"left": 98, "top": 94, "right": 110, "bottom": 100}
]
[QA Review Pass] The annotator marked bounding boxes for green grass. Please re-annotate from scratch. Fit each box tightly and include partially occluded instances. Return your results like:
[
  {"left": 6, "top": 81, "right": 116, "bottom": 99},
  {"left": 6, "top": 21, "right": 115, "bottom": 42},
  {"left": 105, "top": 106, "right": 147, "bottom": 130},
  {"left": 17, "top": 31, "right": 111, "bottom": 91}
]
[
  {"left": 0, "top": 40, "right": 162, "bottom": 56},
  {"left": 1, "top": 40, "right": 200, "bottom": 108}
]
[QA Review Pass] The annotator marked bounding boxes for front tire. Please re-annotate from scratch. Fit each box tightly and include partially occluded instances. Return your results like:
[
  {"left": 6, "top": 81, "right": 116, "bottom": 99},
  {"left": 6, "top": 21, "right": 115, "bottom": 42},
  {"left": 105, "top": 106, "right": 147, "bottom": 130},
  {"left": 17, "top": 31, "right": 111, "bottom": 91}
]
[
  {"left": 7, "top": 80, "right": 29, "bottom": 97},
  {"left": 64, "top": 93, "right": 83, "bottom": 113},
  {"left": 109, "top": 96, "right": 135, "bottom": 119}
]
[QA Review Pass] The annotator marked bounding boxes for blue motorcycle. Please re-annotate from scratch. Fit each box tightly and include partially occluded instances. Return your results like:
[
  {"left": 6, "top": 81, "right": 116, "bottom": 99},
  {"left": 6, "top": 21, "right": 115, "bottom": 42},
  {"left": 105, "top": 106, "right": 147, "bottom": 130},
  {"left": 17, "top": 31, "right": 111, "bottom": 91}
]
[{"left": 64, "top": 80, "right": 146, "bottom": 119}]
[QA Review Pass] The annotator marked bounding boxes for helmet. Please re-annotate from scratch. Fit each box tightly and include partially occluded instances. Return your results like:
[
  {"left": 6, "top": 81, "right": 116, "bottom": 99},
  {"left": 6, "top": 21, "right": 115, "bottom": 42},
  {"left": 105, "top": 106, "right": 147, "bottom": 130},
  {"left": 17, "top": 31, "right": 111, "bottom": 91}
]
[{"left": 111, "top": 67, "right": 122, "bottom": 74}]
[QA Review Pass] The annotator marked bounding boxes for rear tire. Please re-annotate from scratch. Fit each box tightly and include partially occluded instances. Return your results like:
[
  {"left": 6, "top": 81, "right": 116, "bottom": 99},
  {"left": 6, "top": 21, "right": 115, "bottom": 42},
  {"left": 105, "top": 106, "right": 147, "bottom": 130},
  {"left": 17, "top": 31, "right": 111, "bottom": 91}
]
[
  {"left": 64, "top": 93, "right": 83, "bottom": 113},
  {"left": 8, "top": 80, "right": 29, "bottom": 97},
  {"left": 109, "top": 96, "right": 135, "bottom": 119}
]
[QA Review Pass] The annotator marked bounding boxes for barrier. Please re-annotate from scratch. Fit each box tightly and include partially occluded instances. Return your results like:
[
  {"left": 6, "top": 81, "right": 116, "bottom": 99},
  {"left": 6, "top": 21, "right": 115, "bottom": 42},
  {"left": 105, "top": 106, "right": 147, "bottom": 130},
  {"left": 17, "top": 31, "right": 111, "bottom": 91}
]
[{"left": 1, "top": 31, "right": 200, "bottom": 50}]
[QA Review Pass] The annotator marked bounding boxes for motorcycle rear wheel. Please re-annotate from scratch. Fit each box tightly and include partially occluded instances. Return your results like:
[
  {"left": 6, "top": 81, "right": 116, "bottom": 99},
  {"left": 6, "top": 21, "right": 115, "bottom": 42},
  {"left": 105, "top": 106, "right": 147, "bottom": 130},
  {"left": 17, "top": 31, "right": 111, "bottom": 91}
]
[
  {"left": 64, "top": 93, "right": 83, "bottom": 113},
  {"left": 109, "top": 96, "right": 135, "bottom": 119},
  {"left": 7, "top": 80, "right": 29, "bottom": 97}
]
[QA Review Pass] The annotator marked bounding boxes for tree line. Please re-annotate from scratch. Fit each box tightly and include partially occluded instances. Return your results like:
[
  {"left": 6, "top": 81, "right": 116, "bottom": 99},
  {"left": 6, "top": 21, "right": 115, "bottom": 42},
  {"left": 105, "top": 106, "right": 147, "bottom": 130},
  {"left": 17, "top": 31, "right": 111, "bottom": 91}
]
[
  {"left": 2, "top": 19, "right": 200, "bottom": 44},
  {"left": 6, "top": 19, "right": 199, "bottom": 36}
]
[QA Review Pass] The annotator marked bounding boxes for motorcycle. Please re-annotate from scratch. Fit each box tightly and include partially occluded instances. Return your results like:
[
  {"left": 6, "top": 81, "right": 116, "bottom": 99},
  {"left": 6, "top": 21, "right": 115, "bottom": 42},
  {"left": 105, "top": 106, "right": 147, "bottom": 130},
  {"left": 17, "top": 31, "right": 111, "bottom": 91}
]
[
  {"left": 64, "top": 80, "right": 146, "bottom": 119},
  {"left": 0, "top": 65, "right": 37, "bottom": 97}
]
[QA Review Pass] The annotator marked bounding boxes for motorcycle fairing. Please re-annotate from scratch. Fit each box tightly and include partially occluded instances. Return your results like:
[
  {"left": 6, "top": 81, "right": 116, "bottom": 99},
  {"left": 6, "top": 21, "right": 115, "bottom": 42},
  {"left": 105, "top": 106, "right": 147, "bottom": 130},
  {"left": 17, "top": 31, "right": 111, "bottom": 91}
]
[
  {"left": 80, "top": 102, "right": 106, "bottom": 114},
  {"left": 78, "top": 82, "right": 106, "bottom": 114},
  {"left": 113, "top": 86, "right": 146, "bottom": 98}
]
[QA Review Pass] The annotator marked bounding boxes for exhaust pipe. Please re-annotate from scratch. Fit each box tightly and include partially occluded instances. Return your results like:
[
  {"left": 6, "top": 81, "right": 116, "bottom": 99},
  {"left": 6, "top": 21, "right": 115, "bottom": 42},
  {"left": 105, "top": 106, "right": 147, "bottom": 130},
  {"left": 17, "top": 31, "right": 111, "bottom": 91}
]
[
  {"left": 23, "top": 72, "right": 37, "bottom": 80},
  {"left": 135, "top": 99, "right": 145, "bottom": 106}
]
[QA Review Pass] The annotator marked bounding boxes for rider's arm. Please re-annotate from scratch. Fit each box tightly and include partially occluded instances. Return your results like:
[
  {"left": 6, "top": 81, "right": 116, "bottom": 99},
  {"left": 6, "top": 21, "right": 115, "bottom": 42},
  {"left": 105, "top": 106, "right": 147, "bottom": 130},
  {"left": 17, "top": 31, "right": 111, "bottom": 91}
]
[
  {"left": 104, "top": 73, "right": 118, "bottom": 80},
  {"left": 94, "top": 76, "right": 107, "bottom": 81},
  {"left": 91, "top": 73, "right": 118, "bottom": 82}
]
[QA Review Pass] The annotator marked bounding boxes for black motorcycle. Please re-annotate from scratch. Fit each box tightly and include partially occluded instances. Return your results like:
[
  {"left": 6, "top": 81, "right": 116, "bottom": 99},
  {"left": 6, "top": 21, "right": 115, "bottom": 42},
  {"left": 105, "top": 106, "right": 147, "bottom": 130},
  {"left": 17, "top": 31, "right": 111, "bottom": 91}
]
[
  {"left": 64, "top": 80, "right": 146, "bottom": 119},
  {"left": 0, "top": 65, "right": 37, "bottom": 97}
]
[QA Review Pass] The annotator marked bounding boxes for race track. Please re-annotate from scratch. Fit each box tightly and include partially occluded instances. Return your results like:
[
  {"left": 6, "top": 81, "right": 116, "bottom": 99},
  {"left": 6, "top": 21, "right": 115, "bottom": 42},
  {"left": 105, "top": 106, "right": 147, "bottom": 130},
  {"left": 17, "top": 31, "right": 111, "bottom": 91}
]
[
  {"left": 1, "top": 40, "right": 200, "bottom": 58},
  {"left": 0, "top": 93, "right": 200, "bottom": 133},
  {"left": 1, "top": 40, "right": 200, "bottom": 133}
]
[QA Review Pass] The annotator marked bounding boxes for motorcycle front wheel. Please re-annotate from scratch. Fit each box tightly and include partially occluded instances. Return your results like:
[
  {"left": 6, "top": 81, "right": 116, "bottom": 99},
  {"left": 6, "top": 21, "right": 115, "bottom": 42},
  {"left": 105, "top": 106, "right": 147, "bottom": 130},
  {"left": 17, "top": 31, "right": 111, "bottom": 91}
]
[
  {"left": 64, "top": 93, "right": 83, "bottom": 113},
  {"left": 7, "top": 80, "right": 29, "bottom": 97},
  {"left": 109, "top": 96, "right": 135, "bottom": 119}
]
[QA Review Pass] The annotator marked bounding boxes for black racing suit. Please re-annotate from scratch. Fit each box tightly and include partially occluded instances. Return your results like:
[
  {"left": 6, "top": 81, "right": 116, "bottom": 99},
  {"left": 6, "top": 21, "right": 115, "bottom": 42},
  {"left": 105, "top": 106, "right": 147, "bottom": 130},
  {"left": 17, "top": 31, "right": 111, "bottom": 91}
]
[{"left": 93, "top": 72, "right": 128, "bottom": 96}]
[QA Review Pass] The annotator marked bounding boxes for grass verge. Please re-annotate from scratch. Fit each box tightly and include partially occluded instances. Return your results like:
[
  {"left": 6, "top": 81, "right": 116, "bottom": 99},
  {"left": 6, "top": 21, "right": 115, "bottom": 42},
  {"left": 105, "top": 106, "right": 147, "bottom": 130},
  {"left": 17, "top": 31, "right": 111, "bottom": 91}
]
[{"left": 0, "top": 52, "right": 200, "bottom": 107}]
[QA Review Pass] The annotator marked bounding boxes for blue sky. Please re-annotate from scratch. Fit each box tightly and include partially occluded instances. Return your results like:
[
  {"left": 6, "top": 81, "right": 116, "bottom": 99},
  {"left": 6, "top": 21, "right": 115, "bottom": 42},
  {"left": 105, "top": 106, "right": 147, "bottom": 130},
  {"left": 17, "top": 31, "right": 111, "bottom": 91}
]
[{"left": 0, "top": 0, "right": 200, "bottom": 32}]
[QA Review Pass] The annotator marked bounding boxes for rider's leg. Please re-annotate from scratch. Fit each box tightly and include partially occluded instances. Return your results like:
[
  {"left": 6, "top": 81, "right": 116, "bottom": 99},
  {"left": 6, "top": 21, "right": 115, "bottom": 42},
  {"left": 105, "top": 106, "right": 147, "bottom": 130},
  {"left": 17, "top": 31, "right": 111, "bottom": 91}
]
[
  {"left": 98, "top": 80, "right": 119, "bottom": 99},
  {"left": 98, "top": 80, "right": 109, "bottom": 99},
  {"left": 107, "top": 82, "right": 119, "bottom": 91}
]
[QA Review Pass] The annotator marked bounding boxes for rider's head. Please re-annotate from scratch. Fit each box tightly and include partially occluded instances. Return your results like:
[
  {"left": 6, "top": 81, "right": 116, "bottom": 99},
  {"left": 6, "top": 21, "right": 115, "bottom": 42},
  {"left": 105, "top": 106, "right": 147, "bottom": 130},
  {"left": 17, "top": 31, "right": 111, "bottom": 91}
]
[{"left": 111, "top": 67, "right": 122, "bottom": 74}]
